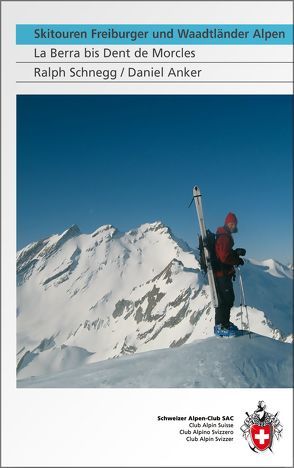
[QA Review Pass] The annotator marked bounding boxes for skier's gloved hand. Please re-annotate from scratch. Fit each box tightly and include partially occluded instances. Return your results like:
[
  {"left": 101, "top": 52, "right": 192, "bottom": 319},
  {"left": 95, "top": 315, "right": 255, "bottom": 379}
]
[
  {"left": 235, "top": 248, "right": 246, "bottom": 256},
  {"left": 236, "top": 258, "right": 244, "bottom": 266}
]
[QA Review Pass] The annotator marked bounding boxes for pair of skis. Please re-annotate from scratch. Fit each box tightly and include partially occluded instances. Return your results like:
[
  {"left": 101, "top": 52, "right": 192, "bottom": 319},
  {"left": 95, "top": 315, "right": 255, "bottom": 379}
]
[
  {"left": 192, "top": 186, "right": 219, "bottom": 308},
  {"left": 193, "top": 186, "right": 251, "bottom": 337}
]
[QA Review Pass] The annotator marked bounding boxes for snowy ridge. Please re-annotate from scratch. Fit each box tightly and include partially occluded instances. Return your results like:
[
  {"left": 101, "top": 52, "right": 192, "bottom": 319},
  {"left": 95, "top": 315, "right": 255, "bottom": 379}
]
[
  {"left": 17, "top": 222, "right": 293, "bottom": 384},
  {"left": 249, "top": 258, "right": 293, "bottom": 279},
  {"left": 18, "top": 333, "right": 292, "bottom": 388}
]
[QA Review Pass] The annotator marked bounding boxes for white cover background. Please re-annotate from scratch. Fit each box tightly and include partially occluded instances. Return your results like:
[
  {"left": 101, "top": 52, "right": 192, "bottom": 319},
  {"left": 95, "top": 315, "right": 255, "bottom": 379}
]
[{"left": 2, "top": 1, "right": 293, "bottom": 466}]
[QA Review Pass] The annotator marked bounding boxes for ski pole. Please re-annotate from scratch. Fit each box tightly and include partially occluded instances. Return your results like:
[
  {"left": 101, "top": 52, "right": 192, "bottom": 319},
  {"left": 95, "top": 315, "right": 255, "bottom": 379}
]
[
  {"left": 238, "top": 267, "right": 250, "bottom": 336},
  {"left": 239, "top": 271, "right": 250, "bottom": 335},
  {"left": 238, "top": 276, "right": 244, "bottom": 335},
  {"left": 237, "top": 267, "right": 251, "bottom": 338}
]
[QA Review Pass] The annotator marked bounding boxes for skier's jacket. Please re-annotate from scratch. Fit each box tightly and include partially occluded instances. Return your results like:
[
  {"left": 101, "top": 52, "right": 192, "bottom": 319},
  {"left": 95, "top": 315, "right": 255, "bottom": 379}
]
[{"left": 214, "top": 226, "right": 240, "bottom": 278}]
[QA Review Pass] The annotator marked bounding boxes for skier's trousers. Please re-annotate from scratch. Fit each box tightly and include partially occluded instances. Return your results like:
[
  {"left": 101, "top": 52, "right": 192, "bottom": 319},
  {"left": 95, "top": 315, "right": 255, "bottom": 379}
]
[{"left": 214, "top": 276, "right": 235, "bottom": 327}]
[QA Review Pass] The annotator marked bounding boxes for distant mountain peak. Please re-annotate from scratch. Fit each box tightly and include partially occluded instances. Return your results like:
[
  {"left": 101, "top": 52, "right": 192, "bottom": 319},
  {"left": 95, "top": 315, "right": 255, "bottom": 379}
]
[
  {"left": 125, "top": 221, "right": 173, "bottom": 242},
  {"left": 249, "top": 258, "right": 293, "bottom": 279},
  {"left": 65, "top": 223, "right": 80, "bottom": 233},
  {"left": 148, "top": 220, "right": 168, "bottom": 230},
  {"left": 60, "top": 224, "right": 81, "bottom": 238},
  {"left": 92, "top": 224, "right": 117, "bottom": 238},
  {"left": 135, "top": 220, "right": 169, "bottom": 233}
]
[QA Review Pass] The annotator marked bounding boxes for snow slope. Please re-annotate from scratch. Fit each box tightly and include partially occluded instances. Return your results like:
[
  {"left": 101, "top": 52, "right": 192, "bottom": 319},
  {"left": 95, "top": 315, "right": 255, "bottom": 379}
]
[
  {"left": 240, "top": 259, "right": 292, "bottom": 335},
  {"left": 17, "top": 221, "right": 293, "bottom": 383},
  {"left": 17, "top": 333, "right": 292, "bottom": 388}
]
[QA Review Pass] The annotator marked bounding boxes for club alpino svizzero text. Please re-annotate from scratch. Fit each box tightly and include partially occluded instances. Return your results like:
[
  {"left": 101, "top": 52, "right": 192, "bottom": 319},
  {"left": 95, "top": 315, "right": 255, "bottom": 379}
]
[{"left": 33, "top": 27, "right": 286, "bottom": 42}]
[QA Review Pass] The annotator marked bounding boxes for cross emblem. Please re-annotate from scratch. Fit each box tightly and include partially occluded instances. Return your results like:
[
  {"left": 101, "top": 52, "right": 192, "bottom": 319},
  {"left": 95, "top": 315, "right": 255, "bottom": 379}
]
[
  {"left": 250, "top": 424, "right": 272, "bottom": 451},
  {"left": 254, "top": 429, "right": 270, "bottom": 445}
]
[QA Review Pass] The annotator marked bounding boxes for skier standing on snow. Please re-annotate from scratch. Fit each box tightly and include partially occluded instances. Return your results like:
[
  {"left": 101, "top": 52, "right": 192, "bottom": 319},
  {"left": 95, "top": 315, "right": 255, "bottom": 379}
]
[{"left": 213, "top": 212, "right": 246, "bottom": 337}]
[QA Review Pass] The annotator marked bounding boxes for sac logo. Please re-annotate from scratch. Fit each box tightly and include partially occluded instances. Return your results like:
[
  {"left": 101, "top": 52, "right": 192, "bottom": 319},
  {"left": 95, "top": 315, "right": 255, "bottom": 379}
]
[{"left": 240, "top": 401, "right": 283, "bottom": 453}]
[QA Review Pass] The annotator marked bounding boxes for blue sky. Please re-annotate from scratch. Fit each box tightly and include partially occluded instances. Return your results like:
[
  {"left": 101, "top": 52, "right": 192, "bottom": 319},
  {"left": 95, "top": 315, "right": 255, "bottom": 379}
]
[{"left": 17, "top": 95, "right": 292, "bottom": 263}]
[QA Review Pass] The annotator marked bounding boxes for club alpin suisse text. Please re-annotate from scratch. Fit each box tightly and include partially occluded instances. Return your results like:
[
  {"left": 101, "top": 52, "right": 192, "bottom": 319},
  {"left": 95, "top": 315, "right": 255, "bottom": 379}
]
[
  {"left": 34, "top": 27, "right": 285, "bottom": 42},
  {"left": 157, "top": 416, "right": 234, "bottom": 442}
]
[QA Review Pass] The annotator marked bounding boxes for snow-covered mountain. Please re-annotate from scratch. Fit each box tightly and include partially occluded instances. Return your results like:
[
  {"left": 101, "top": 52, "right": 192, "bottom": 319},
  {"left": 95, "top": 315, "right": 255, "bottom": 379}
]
[{"left": 17, "top": 221, "right": 293, "bottom": 384}]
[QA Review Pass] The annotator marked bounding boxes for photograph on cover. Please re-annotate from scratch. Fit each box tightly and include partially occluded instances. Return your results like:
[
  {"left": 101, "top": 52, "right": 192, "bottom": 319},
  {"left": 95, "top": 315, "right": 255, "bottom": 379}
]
[{"left": 16, "top": 95, "right": 293, "bottom": 388}]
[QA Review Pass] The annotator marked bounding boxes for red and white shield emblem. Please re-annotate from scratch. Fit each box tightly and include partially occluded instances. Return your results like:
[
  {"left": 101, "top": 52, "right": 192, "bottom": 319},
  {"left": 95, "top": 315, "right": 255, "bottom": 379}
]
[{"left": 250, "top": 424, "right": 272, "bottom": 451}]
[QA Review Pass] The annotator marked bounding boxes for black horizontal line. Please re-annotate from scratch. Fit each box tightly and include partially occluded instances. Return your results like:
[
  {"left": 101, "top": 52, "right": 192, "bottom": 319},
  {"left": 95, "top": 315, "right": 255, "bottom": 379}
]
[
  {"left": 16, "top": 61, "right": 294, "bottom": 64},
  {"left": 16, "top": 81, "right": 294, "bottom": 84}
]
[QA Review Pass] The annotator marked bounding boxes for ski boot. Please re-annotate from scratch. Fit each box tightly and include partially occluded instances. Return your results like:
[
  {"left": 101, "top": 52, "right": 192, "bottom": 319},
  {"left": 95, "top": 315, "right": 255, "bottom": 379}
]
[
  {"left": 228, "top": 321, "right": 239, "bottom": 331},
  {"left": 214, "top": 324, "right": 239, "bottom": 338}
]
